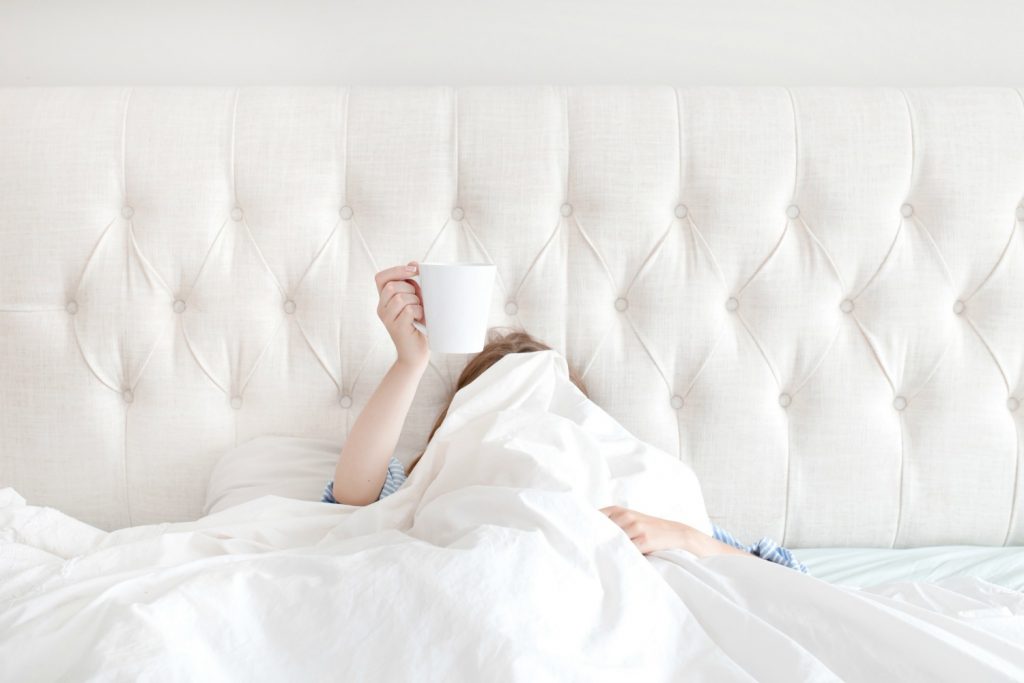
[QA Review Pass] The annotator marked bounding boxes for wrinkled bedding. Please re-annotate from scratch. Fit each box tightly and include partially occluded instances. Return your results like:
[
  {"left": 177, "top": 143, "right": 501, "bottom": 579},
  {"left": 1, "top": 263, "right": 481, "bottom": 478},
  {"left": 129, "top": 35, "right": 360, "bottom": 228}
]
[{"left": 2, "top": 351, "right": 1022, "bottom": 681}]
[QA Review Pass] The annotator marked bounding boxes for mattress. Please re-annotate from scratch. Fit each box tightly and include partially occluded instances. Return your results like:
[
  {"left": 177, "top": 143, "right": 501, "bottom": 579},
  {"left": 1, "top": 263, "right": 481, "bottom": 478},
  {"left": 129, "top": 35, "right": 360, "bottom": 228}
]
[{"left": 799, "top": 546, "right": 1024, "bottom": 591}]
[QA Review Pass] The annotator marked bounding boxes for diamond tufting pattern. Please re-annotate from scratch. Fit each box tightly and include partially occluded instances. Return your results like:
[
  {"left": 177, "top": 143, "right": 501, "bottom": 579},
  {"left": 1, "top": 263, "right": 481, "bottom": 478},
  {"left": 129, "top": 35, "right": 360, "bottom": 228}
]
[{"left": 1, "top": 87, "right": 1023, "bottom": 548}]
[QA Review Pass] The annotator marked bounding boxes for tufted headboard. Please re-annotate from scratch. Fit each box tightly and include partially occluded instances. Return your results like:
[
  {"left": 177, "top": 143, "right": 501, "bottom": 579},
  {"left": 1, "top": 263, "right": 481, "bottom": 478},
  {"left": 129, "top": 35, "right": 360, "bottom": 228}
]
[{"left": 2, "top": 87, "right": 1023, "bottom": 548}]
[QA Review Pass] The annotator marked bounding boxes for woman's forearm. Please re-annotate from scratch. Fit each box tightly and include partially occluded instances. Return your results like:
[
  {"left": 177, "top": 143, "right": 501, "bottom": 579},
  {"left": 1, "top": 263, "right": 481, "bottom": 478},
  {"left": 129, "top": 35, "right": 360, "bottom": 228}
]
[{"left": 331, "top": 358, "right": 428, "bottom": 505}]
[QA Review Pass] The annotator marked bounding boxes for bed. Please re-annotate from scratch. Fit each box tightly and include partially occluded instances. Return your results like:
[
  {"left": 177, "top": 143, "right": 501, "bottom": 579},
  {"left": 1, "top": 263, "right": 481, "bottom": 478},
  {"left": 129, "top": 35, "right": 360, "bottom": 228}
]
[{"left": 1, "top": 86, "right": 1023, "bottom": 680}]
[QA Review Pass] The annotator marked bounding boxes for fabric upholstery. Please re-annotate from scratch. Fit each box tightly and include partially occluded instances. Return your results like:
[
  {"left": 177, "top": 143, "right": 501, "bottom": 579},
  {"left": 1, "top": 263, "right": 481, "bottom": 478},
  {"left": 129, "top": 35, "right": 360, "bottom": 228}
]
[{"left": 1, "top": 86, "right": 1022, "bottom": 547}]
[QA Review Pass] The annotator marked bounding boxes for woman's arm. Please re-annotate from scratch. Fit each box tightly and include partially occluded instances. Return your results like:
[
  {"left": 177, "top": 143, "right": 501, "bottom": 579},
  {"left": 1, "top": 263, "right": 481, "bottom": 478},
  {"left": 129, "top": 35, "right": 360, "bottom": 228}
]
[
  {"left": 330, "top": 263, "right": 430, "bottom": 505},
  {"left": 600, "top": 506, "right": 752, "bottom": 559},
  {"left": 331, "top": 358, "right": 427, "bottom": 504}
]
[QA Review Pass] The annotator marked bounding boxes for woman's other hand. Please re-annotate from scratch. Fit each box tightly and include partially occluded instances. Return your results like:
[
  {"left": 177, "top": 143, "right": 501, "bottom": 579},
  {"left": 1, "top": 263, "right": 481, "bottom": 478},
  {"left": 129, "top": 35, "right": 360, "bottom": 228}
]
[
  {"left": 601, "top": 506, "right": 754, "bottom": 560},
  {"left": 375, "top": 262, "right": 429, "bottom": 368},
  {"left": 600, "top": 505, "right": 694, "bottom": 555}
]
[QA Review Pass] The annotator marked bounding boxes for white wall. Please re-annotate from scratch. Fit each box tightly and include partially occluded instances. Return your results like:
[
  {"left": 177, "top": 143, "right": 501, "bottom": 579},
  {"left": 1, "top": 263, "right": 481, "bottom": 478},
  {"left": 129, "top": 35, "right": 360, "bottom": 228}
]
[{"left": 1, "top": 0, "right": 1022, "bottom": 86}]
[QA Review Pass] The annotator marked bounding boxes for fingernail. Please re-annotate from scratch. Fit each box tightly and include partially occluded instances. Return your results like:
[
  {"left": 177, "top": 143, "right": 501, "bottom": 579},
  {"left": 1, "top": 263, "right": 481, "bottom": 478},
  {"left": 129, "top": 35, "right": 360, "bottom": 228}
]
[{"left": 406, "top": 265, "right": 416, "bottom": 272}]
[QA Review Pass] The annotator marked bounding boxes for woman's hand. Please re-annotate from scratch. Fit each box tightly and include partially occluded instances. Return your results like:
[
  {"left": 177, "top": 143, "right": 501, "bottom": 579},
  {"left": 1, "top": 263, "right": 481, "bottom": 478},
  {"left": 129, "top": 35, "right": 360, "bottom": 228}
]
[
  {"left": 600, "top": 506, "right": 694, "bottom": 555},
  {"left": 601, "top": 506, "right": 754, "bottom": 560},
  {"left": 375, "top": 262, "right": 429, "bottom": 368}
]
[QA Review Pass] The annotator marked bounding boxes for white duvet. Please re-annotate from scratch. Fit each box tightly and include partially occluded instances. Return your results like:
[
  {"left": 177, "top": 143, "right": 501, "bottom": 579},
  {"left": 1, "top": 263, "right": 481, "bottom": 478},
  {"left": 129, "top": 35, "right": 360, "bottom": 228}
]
[{"left": 1, "top": 351, "right": 1023, "bottom": 682}]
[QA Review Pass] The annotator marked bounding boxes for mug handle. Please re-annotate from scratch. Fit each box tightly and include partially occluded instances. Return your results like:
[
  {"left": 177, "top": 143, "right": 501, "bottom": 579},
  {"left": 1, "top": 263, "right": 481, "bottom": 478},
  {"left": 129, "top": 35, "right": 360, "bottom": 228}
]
[{"left": 408, "top": 274, "right": 427, "bottom": 336}]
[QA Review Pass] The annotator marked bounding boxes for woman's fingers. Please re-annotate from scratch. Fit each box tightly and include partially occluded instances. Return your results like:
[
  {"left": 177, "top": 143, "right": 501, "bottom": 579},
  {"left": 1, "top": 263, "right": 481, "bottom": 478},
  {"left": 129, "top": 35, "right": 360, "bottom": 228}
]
[
  {"left": 374, "top": 264, "right": 418, "bottom": 294},
  {"left": 601, "top": 506, "right": 656, "bottom": 552},
  {"left": 378, "top": 284, "right": 416, "bottom": 317},
  {"left": 374, "top": 264, "right": 425, "bottom": 330},
  {"left": 378, "top": 280, "right": 416, "bottom": 306},
  {"left": 600, "top": 506, "right": 634, "bottom": 525},
  {"left": 383, "top": 292, "right": 421, "bottom": 322}
]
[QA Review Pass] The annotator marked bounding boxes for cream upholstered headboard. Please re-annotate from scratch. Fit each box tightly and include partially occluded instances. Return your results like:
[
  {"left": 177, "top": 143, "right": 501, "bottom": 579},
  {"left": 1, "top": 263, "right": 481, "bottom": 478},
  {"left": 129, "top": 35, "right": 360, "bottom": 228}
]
[{"left": 2, "top": 87, "right": 1023, "bottom": 548}]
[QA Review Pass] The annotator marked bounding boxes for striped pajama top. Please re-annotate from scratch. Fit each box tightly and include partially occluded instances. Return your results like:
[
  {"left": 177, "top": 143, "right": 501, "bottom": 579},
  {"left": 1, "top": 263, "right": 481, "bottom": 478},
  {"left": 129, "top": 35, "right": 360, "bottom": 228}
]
[{"left": 322, "top": 456, "right": 808, "bottom": 574}]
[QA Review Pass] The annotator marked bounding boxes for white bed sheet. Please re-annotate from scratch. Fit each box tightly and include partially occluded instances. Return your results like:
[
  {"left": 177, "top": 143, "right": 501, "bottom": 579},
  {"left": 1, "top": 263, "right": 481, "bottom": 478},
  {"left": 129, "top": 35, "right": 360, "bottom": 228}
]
[
  {"left": 798, "top": 546, "right": 1024, "bottom": 592},
  {"left": 2, "top": 351, "right": 1023, "bottom": 681}
]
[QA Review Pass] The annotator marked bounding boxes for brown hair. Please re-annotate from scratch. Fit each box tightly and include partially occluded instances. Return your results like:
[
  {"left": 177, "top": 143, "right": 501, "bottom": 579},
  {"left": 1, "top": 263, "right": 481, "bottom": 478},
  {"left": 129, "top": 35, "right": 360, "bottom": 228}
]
[{"left": 407, "top": 329, "right": 588, "bottom": 473}]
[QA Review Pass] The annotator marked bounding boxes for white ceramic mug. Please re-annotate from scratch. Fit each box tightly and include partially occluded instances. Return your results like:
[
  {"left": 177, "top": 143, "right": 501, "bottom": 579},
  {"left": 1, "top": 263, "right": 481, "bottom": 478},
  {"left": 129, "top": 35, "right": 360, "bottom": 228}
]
[{"left": 410, "top": 262, "right": 496, "bottom": 353}]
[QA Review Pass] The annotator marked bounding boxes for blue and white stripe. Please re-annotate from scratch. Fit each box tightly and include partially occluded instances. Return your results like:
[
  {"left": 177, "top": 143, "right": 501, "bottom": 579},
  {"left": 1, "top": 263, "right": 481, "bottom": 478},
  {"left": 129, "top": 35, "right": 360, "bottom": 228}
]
[
  {"left": 321, "top": 456, "right": 807, "bottom": 574},
  {"left": 712, "top": 525, "right": 809, "bottom": 574}
]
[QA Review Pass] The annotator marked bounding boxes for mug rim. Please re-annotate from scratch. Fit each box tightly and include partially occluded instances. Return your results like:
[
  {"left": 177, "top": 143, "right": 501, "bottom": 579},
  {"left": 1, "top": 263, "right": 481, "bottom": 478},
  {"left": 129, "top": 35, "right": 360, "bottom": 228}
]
[{"left": 417, "top": 261, "right": 495, "bottom": 268}]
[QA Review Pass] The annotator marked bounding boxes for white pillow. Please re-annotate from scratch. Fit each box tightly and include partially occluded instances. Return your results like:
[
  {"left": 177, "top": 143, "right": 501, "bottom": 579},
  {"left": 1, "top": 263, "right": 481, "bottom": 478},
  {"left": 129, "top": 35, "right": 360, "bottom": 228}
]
[{"left": 203, "top": 435, "right": 341, "bottom": 515}]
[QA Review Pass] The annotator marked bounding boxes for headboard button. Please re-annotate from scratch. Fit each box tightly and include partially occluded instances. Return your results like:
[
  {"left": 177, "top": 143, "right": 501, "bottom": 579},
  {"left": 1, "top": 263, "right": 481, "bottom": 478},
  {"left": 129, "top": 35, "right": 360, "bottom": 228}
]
[
  {"left": 339, "top": 395, "right": 353, "bottom": 409},
  {"left": 893, "top": 396, "right": 908, "bottom": 411},
  {"left": 786, "top": 204, "right": 800, "bottom": 219},
  {"left": 172, "top": 299, "right": 186, "bottom": 314},
  {"left": 451, "top": 207, "right": 464, "bottom": 221},
  {"left": 283, "top": 300, "right": 297, "bottom": 315},
  {"left": 840, "top": 299, "right": 854, "bottom": 314},
  {"left": 230, "top": 207, "right": 244, "bottom": 221},
  {"left": 560, "top": 203, "right": 573, "bottom": 217},
  {"left": 122, "top": 389, "right": 134, "bottom": 404},
  {"left": 65, "top": 300, "right": 79, "bottom": 315},
  {"left": 953, "top": 300, "right": 966, "bottom": 315},
  {"left": 121, "top": 205, "right": 134, "bottom": 219},
  {"left": 230, "top": 396, "right": 243, "bottom": 410},
  {"left": 1016, "top": 205, "right": 1024, "bottom": 221},
  {"left": 900, "top": 203, "right": 914, "bottom": 218},
  {"left": 504, "top": 301, "right": 518, "bottom": 316},
  {"left": 778, "top": 393, "right": 792, "bottom": 408},
  {"left": 725, "top": 297, "right": 739, "bottom": 312},
  {"left": 614, "top": 297, "right": 629, "bottom": 312},
  {"left": 670, "top": 395, "right": 684, "bottom": 410},
  {"left": 674, "top": 204, "right": 688, "bottom": 219},
  {"left": 1008, "top": 397, "right": 1020, "bottom": 412},
  {"left": 339, "top": 205, "right": 354, "bottom": 220}
]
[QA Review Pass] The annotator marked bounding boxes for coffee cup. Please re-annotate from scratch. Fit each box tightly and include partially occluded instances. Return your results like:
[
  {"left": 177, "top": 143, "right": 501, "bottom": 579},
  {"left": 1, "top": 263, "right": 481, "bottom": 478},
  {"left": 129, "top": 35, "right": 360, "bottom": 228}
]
[{"left": 409, "top": 262, "right": 496, "bottom": 353}]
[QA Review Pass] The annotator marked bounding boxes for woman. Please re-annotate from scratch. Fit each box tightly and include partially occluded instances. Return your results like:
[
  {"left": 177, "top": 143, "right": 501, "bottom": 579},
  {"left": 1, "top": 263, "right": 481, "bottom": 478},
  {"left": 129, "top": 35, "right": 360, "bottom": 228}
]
[{"left": 321, "top": 262, "right": 807, "bottom": 573}]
